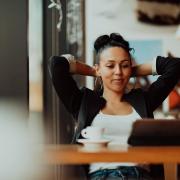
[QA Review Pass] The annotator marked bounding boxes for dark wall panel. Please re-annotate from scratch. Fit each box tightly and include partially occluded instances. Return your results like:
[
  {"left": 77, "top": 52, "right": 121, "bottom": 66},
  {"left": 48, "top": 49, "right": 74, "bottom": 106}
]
[{"left": 0, "top": 0, "right": 28, "bottom": 101}]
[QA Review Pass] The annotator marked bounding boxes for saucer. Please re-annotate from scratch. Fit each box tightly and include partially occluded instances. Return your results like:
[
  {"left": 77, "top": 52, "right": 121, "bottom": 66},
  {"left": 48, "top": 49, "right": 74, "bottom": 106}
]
[
  {"left": 77, "top": 139, "right": 111, "bottom": 150},
  {"left": 77, "top": 138, "right": 110, "bottom": 143}
]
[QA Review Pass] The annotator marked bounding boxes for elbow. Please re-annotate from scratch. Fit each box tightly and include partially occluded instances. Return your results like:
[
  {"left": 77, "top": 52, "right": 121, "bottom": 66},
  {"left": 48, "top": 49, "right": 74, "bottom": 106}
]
[
  {"left": 174, "top": 58, "right": 180, "bottom": 78},
  {"left": 48, "top": 56, "right": 70, "bottom": 78}
]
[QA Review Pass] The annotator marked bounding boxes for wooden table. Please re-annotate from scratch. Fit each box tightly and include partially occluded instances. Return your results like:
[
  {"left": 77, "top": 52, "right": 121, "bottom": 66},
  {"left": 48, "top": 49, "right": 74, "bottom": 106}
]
[{"left": 44, "top": 144, "right": 180, "bottom": 180}]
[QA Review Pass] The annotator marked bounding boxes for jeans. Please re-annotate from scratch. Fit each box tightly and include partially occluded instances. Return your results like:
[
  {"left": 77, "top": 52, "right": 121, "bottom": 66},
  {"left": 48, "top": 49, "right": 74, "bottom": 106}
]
[{"left": 88, "top": 166, "right": 153, "bottom": 180}]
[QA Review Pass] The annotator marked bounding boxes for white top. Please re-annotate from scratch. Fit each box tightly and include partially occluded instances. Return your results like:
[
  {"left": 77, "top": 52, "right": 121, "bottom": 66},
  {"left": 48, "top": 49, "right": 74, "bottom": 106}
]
[{"left": 89, "top": 107, "right": 142, "bottom": 173}]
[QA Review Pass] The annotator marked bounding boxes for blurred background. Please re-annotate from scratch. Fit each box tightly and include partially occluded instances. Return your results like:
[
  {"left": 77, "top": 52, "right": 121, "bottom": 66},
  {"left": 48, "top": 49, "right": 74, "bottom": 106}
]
[{"left": 0, "top": 0, "right": 180, "bottom": 179}]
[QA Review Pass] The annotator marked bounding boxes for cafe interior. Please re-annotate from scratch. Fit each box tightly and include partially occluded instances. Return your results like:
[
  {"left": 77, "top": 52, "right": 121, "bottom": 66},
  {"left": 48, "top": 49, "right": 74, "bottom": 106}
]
[{"left": 1, "top": 0, "right": 180, "bottom": 179}]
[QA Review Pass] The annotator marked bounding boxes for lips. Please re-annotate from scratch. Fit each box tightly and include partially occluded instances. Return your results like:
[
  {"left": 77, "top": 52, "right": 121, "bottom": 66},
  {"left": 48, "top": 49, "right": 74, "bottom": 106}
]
[{"left": 112, "top": 79, "right": 124, "bottom": 84}]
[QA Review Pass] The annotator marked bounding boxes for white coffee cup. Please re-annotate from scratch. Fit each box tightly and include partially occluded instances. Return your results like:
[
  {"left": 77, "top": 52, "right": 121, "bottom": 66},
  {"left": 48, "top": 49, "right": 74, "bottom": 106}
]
[{"left": 81, "top": 126, "right": 104, "bottom": 140}]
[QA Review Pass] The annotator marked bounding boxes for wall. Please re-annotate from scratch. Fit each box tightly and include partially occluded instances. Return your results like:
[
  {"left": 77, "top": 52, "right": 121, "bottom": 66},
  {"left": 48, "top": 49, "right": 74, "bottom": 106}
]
[
  {"left": 0, "top": 0, "right": 28, "bottom": 104},
  {"left": 85, "top": 0, "right": 180, "bottom": 89}
]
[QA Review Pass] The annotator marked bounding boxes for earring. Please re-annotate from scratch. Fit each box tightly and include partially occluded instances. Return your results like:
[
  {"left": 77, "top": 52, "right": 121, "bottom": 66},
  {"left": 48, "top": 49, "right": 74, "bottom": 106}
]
[
  {"left": 99, "top": 77, "right": 103, "bottom": 90},
  {"left": 94, "top": 77, "right": 97, "bottom": 88},
  {"left": 94, "top": 76, "right": 103, "bottom": 91}
]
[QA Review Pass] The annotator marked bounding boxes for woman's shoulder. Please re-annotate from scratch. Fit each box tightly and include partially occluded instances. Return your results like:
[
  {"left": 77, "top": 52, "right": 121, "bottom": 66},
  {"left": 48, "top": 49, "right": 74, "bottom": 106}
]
[
  {"left": 80, "top": 87, "right": 105, "bottom": 103},
  {"left": 156, "top": 56, "right": 180, "bottom": 74}
]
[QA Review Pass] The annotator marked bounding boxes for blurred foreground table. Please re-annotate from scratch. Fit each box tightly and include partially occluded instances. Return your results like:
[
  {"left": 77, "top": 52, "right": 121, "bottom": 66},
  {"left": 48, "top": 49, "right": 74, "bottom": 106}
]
[{"left": 44, "top": 145, "right": 180, "bottom": 180}]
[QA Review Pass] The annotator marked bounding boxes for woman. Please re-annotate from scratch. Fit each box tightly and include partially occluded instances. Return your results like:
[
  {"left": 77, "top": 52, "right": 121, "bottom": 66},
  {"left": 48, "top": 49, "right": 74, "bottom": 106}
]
[{"left": 49, "top": 33, "right": 180, "bottom": 179}]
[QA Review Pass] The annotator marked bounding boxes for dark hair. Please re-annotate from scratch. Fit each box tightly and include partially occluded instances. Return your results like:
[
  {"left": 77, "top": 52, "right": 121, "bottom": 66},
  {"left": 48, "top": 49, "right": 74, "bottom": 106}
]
[{"left": 94, "top": 33, "right": 134, "bottom": 64}]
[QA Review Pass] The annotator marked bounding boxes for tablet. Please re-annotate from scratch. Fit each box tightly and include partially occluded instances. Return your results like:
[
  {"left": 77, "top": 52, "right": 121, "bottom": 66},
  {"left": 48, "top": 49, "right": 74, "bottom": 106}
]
[{"left": 128, "top": 119, "right": 180, "bottom": 146}]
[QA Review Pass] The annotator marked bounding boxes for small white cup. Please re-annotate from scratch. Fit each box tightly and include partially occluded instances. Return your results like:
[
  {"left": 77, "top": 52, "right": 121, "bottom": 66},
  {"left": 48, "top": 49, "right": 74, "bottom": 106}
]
[{"left": 81, "top": 126, "right": 104, "bottom": 140}]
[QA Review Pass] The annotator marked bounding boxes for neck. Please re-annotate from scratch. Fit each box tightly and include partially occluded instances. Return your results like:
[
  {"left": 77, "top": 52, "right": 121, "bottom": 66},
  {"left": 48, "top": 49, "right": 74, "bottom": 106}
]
[{"left": 103, "top": 88, "right": 125, "bottom": 104}]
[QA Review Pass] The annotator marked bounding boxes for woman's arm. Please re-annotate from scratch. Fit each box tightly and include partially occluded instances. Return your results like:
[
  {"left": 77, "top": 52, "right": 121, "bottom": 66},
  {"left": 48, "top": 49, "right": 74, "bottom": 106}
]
[
  {"left": 49, "top": 55, "right": 83, "bottom": 118},
  {"left": 131, "top": 59, "right": 157, "bottom": 77},
  {"left": 131, "top": 56, "right": 180, "bottom": 111},
  {"left": 144, "top": 56, "right": 180, "bottom": 111},
  {"left": 61, "top": 54, "right": 96, "bottom": 76}
]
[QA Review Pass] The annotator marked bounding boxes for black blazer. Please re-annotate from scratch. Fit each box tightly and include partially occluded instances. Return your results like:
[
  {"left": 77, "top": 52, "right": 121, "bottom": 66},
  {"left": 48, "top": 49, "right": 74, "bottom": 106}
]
[{"left": 49, "top": 56, "right": 180, "bottom": 143}]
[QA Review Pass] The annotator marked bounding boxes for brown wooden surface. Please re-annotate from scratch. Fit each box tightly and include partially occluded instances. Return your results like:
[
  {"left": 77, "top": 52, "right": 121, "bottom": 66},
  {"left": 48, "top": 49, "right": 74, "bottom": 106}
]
[
  {"left": 44, "top": 144, "right": 180, "bottom": 165},
  {"left": 44, "top": 144, "right": 180, "bottom": 180},
  {"left": 164, "top": 163, "right": 177, "bottom": 180}
]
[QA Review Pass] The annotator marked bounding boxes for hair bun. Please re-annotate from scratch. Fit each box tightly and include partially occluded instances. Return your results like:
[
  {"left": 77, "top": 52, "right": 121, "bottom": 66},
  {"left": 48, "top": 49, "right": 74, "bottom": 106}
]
[
  {"left": 110, "top": 33, "right": 130, "bottom": 50},
  {"left": 94, "top": 32, "right": 133, "bottom": 53},
  {"left": 94, "top": 35, "right": 110, "bottom": 52},
  {"left": 110, "top": 33, "right": 123, "bottom": 41}
]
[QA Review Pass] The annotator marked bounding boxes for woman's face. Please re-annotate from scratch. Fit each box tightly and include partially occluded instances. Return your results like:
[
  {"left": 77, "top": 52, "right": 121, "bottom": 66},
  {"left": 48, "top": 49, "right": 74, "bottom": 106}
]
[{"left": 96, "top": 46, "right": 132, "bottom": 94}]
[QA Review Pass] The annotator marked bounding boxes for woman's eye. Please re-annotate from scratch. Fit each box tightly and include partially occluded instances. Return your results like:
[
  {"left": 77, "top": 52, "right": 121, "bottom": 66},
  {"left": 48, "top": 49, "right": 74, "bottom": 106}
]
[
  {"left": 106, "top": 65, "right": 114, "bottom": 68},
  {"left": 122, "top": 64, "right": 130, "bottom": 68}
]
